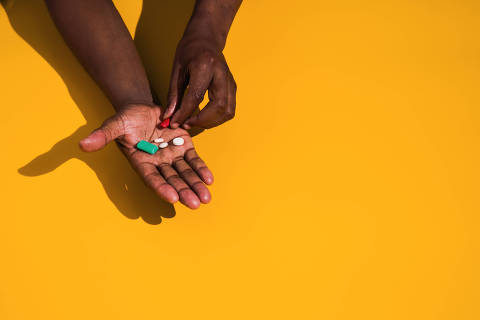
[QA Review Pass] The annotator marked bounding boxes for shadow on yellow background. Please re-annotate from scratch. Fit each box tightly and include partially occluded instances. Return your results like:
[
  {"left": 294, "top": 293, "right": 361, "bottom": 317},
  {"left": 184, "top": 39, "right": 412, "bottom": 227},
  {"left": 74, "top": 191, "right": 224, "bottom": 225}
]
[
  {"left": 1, "top": 0, "right": 480, "bottom": 319},
  {"left": 4, "top": 0, "right": 197, "bottom": 224}
]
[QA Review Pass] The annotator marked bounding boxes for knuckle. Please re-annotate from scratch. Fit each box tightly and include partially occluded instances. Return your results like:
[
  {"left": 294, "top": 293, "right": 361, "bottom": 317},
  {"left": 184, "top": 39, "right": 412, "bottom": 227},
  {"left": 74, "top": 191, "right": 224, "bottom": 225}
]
[
  {"left": 215, "top": 103, "right": 227, "bottom": 114},
  {"left": 191, "top": 54, "right": 215, "bottom": 71},
  {"left": 224, "top": 108, "right": 235, "bottom": 120},
  {"left": 193, "top": 61, "right": 210, "bottom": 72},
  {"left": 186, "top": 90, "right": 205, "bottom": 105},
  {"left": 200, "top": 51, "right": 216, "bottom": 63},
  {"left": 102, "top": 125, "right": 113, "bottom": 139},
  {"left": 214, "top": 61, "right": 228, "bottom": 74},
  {"left": 214, "top": 102, "right": 235, "bottom": 121},
  {"left": 190, "top": 87, "right": 205, "bottom": 102},
  {"left": 101, "top": 119, "right": 117, "bottom": 140}
]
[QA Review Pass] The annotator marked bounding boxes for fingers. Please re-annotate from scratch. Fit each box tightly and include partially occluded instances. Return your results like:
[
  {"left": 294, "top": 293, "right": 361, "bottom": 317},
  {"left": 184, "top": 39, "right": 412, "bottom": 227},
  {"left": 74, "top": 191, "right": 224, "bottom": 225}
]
[
  {"left": 185, "top": 149, "right": 214, "bottom": 185},
  {"left": 79, "top": 114, "right": 125, "bottom": 152},
  {"left": 170, "top": 64, "right": 213, "bottom": 128},
  {"left": 173, "top": 158, "right": 211, "bottom": 204},
  {"left": 164, "top": 64, "right": 185, "bottom": 120},
  {"left": 184, "top": 69, "right": 236, "bottom": 129},
  {"left": 158, "top": 164, "right": 201, "bottom": 209},
  {"left": 135, "top": 162, "right": 179, "bottom": 204}
]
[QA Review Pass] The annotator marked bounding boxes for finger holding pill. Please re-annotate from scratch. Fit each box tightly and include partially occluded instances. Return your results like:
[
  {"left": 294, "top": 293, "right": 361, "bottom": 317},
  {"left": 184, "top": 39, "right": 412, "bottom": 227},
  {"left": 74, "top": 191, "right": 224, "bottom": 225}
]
[{"left": 160, "top": 118, "right": 170, "bottom": 128}]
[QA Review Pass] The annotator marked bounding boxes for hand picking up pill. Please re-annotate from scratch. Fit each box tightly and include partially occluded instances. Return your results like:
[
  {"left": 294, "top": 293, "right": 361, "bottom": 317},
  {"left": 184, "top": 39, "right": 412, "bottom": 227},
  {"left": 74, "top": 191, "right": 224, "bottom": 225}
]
[
  {"left": 135, "top": 118, "right": 184, "bottom": 154},
  {"left": 135, "top": 118, "right": 186, "bottom": 156},
  {"left": 47, "top": 0, "right": 239, "bottom": 211}
]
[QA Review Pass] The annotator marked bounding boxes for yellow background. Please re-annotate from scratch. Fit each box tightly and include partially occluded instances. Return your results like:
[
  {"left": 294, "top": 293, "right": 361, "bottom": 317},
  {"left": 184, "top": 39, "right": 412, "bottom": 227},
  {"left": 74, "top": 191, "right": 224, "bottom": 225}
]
[{"left": 1, "top": 0, "right": 479, "bottom": 319}]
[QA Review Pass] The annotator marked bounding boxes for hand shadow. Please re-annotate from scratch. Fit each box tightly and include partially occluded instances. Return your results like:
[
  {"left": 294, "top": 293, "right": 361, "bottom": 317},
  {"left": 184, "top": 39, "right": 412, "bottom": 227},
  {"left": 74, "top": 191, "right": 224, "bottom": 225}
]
[{"left": 4, "top": 0, "right": 195, "bottom": 224}]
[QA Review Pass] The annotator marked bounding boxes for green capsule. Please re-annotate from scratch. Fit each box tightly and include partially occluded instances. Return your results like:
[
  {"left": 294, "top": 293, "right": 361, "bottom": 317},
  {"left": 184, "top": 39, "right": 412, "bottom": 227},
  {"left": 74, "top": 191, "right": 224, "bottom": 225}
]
[{"left": 136, "top": 140, "right": 159, "bottom": 155}]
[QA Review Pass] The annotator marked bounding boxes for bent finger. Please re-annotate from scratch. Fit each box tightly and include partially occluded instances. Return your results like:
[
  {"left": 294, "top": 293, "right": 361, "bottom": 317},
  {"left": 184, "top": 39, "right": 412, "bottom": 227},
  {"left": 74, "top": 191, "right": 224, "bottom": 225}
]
[
  {"left": 170, "top": 66, "right": 212, "bottom": 128},
  {"left": 184, "top": 70, "right": 236, "bottom": 129}
]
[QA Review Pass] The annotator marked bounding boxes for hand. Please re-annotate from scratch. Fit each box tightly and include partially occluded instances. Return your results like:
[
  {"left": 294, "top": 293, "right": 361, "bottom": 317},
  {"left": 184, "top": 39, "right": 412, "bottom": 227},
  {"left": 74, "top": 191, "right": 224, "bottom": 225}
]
[
  {"left": 164, "top": 38, "right": 237, "bottom": 129},
  {"left": 79, "top": 104, "right": 214, "bottom": 209}
]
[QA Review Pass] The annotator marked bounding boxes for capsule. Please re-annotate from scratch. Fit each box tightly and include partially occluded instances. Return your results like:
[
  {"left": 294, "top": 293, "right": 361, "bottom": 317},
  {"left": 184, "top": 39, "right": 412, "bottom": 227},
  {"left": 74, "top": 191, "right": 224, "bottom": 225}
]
[
  {"left": 160, "top": 118, "right": 170, "bottom": 128},
  {"left": 136, "top": 140, "right": 159, "bottom": 155}
]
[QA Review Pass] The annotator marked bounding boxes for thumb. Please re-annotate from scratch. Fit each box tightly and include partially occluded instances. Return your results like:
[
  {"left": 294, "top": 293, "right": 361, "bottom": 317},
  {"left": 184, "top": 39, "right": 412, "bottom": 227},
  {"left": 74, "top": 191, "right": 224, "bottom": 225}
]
[
  {"left": 79, "top": 115, "right": 124, "bottom": 152},
  {"left": 164, "top": 65, "right": 183, "bottom": 120},
  {"left": 164, "top": 91, "right": 177, "bottom": 119}
]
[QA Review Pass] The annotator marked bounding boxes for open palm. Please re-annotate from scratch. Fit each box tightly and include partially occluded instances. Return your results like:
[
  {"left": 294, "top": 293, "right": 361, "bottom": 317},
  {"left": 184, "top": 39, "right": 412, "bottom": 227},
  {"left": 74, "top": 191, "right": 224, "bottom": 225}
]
[{"left": 79, "top": 104, "right": 213, "bottom": 209}]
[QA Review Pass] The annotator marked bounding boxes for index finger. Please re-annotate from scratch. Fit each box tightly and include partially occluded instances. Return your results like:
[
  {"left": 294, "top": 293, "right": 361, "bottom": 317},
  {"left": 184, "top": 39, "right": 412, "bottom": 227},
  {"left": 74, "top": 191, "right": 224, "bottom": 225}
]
[{"left": 170, "top": 66, "right": 212, "bottom": 128}]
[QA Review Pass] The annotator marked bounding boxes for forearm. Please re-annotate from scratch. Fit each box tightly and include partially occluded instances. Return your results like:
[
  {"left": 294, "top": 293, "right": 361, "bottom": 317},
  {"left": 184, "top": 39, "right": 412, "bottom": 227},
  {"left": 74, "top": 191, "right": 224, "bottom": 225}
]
[
  {"left": 183, "top": 0, "right": 242, "bottom": 50},
  {"left": 45, "top": 0, "right": 153, "bottom": 110}
]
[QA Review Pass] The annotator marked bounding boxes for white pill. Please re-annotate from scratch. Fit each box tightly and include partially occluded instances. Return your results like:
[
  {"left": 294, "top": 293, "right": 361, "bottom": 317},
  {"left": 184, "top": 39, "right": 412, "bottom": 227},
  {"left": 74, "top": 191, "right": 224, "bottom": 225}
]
[
  {"left": 154, "top": 138, "right": 164, "bottom": 143},
  {"left": 159, "top": 142, "right": 168, "bottom": 149},
  {"left": 172, "top": 137, "right": 184, "bottom": 146}
]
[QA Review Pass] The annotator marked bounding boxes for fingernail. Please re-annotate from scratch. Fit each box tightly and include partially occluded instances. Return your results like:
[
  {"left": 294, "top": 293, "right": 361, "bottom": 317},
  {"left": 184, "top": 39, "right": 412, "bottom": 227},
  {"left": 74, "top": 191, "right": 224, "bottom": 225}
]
[
  {"left": 182, "top": 123, "right": 191, "bottom": 129},
  {"left": 80, "top": 137, "right": 92, "bottom": 144},
  {"left": 171, "top": 122, "right": 179, "bottom": 128}
]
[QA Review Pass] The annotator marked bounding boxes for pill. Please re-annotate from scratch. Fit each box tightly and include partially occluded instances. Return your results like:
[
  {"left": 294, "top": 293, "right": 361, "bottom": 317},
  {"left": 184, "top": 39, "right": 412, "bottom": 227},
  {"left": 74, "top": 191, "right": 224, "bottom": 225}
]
[
  {"left": 154, "top": 138, "right": 164, "bottom": 143},
  {"left": 159, "top": 142, "right": 169, "bottom": 149},
  {"left": 172, "top": 137, "right": 184, "bottom": 146},
  {"left": 160, "top": 118, "right": 170, "bottom": 128},
  {"left": 136, "top": 140, "right": 159, "bottom": 155}
]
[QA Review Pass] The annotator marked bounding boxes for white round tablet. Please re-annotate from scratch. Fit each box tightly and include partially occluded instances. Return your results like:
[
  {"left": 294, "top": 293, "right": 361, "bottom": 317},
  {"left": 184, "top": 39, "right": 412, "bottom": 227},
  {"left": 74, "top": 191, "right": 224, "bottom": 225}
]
[
  {"left": 159, "top": 142, "right": 168, "bottom": 149},
  {"left": 172, "top": 137, "right": 184, "bottom": 146},
  {"left": 154, "top": 138, "right": 164, "bottom": 143}
]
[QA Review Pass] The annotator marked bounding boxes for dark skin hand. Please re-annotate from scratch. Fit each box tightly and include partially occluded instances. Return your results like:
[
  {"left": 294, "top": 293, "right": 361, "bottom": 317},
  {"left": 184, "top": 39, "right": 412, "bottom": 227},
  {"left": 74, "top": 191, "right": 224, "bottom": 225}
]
[
  {"left": 79, "top": 104, "right": 213, "bottom": 209},
  {"left": 45, "top": 0, "right": 218, "bottom": 208},
  {"left": 165, "top": 0, "right": 242, "bottom": 129}
]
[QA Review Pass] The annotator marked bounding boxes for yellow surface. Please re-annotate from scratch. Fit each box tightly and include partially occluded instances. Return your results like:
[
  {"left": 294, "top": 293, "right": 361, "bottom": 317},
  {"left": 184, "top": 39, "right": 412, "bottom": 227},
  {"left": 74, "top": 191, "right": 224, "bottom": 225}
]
[{"left": 1, "top": 0, "right": 479, "bottom": 319}]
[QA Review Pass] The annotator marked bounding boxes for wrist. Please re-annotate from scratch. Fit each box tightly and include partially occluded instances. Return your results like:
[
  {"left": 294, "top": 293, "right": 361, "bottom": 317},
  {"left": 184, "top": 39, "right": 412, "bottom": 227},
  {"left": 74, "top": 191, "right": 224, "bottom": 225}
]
[
  {"left": 113, "top": 100, "right": 157, "bottom": 113},
  {"left": 182, "top": 15, "right": 228, "bottom": 51},
  {"left": 109, "top": 92, "right": 154, "bottom": 112}
]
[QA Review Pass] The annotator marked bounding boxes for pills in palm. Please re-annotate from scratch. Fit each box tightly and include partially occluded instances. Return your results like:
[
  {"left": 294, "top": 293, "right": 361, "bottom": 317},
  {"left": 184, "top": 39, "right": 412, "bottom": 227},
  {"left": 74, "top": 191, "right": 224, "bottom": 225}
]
[
  {"left": 154, "top": 138, "right": 164, "bottom": 143},
  {"left": 159, "top": 142, "right": 169, "bottom": 149},
  {"left": 172, "top": 137, "right": 184, "bottom": 146}
]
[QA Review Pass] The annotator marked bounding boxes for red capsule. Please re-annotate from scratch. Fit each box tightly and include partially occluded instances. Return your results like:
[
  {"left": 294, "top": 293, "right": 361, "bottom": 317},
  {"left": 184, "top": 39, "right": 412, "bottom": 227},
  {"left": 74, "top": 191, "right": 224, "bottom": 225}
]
[{"left": 160, "top": 118, "right": 170, "bottom": 128}]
